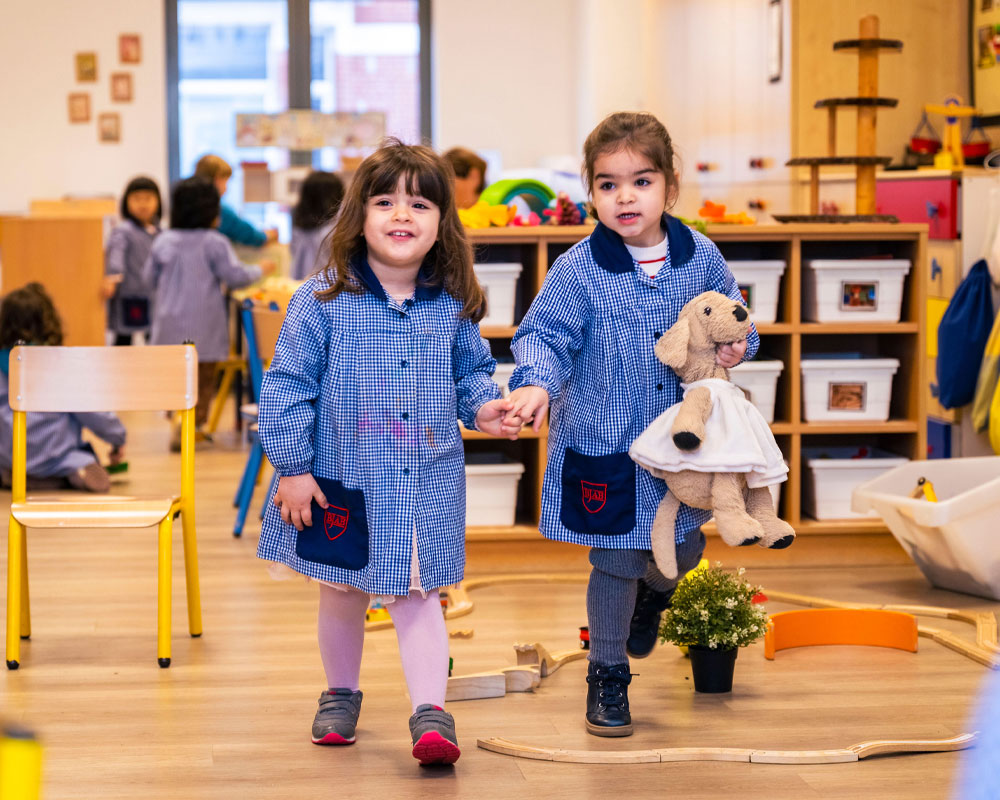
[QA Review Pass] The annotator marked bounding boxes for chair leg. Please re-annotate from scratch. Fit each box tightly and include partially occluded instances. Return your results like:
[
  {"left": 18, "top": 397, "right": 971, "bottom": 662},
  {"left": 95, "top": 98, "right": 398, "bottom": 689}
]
[
  {"left": 260, "top": 470, "right": 278, "bottom": 521},
  {"left": 19, "top": 530, "right": 30, "bottom": 640},
  {"left": 6, "top": 519, "right": 24, "bottom": 669},
  {"left": 157, "top": 516, "right": 172, "bottom": 668},
  {"left": 205, "top": 360, "right": 240, "bottom": 435},
  {"left": 233, "top": 437, "right": 257, "bottom": 509},
  {"left": 180, "top": 502, "right": 203, "bottom": 639},
  {"left": 234, "top": 441, "right": 264, "bottom": 537}
]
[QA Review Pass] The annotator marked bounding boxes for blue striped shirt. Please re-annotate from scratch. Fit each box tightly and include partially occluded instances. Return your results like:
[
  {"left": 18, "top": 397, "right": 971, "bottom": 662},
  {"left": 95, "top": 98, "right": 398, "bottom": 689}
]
[
  {"left": 256, "top": 256, "right": 501, "bottom": 594},
  {"left": 509, "top": 214, "right": 759, "bottom": 550}
]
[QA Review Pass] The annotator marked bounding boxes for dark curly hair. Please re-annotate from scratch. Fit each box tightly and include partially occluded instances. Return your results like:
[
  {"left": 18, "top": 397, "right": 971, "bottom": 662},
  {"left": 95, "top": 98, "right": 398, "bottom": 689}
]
[
  {"left": 170, "top": 176, "right": 220, "bottom": 230},
  {"left": 292, "top": 171, "right": 345, "bottom": 231},
  {"left": 0, "top": 282, "right": 64, "bottom": 349},
  {"left": 120, "top": 176, "right": 162, "bottom": 226}
]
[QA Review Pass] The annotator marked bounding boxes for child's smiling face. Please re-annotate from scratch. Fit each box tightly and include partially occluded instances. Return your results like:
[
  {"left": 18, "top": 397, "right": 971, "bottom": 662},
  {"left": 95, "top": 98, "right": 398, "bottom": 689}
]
[
  {"left": 363, "top": 176, "right": 441, "bottom": 275},
  {"left": 590, "top": 148, "right": 668, "bottom": 248}
]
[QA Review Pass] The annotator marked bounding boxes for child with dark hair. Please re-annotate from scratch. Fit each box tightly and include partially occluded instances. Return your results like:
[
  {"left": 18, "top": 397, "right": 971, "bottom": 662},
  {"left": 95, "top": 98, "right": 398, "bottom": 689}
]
[
  {"left": 0, "top": 283, "right": 126, "bottom": 492},
  {"left": 144, "top": 177, "right": 275, "bottom": 445},
  {"left": 290, "top": 171, "right": 345, "bottom": 280},
  {"left": 443, "top": 147, "right": 487, "bottom": 209},
  {"left": 194, "top": 154, "right": 278, "bottom": 247},
  {"left": 104, "top": 176, "right": 162, "bottom": 345}
]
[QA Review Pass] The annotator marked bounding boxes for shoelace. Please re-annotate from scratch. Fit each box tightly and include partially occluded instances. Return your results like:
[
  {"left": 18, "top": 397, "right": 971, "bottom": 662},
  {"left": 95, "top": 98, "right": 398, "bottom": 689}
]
[{"left": 588, "top": 666, "right": 634, "bottom": 709}]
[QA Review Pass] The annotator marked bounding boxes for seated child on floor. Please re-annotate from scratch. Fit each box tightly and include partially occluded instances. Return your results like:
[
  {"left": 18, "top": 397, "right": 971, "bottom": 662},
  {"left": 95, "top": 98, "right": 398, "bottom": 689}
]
[{"left": 0, "top": 283, "right": 126, "bottom": 492}]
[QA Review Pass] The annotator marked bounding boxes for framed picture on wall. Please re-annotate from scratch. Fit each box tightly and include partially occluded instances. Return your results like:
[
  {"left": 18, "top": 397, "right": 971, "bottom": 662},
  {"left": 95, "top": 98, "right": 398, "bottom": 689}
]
[
  {"left": 971, "top": 0, "right": 1000, "bottom": 125},
  {"left": 68, "top": 93, "right": 91, "bottom": 123},
  {"left": 119, "top": 34, "right": 141, "bottom": 64},
  {"left": 75, "top": 52, "right": 97, "bottom": 82},
  {"left": 98, "top": 112, "right": 121, "bottom": 143},
  {"left": 111, "top": 72, "right": 133, "bottom": 103}
]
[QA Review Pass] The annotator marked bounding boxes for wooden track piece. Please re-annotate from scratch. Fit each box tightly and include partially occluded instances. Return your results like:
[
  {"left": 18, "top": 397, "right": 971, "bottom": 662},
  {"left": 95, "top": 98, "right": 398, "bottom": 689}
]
[
  {"left": 445, "top": 672, "right": 506, "bottom": 702},
  {"left": 764, "top": 608, "right": 918, "bottom": 659},
  {"left": 514, "top": 642, "right": 587, "bottom": 677}
]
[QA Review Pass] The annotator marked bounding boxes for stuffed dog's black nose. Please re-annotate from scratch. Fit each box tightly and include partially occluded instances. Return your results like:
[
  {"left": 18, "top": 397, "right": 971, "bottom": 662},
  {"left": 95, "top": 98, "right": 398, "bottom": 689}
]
[{"left": 733, "top": 305, "right": 748, "bottom": 322}]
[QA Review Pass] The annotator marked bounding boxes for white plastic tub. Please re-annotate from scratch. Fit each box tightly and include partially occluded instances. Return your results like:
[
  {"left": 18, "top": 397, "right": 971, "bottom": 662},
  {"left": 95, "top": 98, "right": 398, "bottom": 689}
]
[
  {"left": 803, "top": 446, "right": 909, "bottom": 520},
  {"left": 803, "top": 259, "right": 911, "bottom": 323},
  {"left": 465, "top": 456, "right": 525, "bottom": 527},
  {"left": 730, "top": 358, "right": 784, "bottom": 423},
  {"left": 492, "top": 362, "right": 516, "bottom": 396},
  {"left": 473, "top": 262, "right": 523, "bottom": 327},
  {"left": 852, "top": 456, "right": 1000, "bottom": 600},
  {"left": 800, "top": 357, "right": 899, "bottom": 421},
  {"left": 728, "top": 260, "right": 786, "bottom": 324}
]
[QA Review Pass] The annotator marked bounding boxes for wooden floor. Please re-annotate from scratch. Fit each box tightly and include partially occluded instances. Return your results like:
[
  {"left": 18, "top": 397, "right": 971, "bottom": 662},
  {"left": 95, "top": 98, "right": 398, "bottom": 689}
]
[{"left": 2, "top": 409, "right": 997, "bottom": 799}]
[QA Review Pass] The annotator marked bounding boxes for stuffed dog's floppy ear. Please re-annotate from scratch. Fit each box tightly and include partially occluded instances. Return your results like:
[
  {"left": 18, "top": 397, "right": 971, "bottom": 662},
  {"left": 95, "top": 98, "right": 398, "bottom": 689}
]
[{"left": 655, "top": 316, "right": 690, "bottom": 371}]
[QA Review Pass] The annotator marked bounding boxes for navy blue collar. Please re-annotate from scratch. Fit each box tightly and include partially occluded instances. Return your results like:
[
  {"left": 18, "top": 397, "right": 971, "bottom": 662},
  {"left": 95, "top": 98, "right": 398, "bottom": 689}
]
[
  {"left": 589, "top": 213, "right": 695, "bottom": 274},
  {"left": 350, "top": 245, "right": 443, "bottom": 302}
]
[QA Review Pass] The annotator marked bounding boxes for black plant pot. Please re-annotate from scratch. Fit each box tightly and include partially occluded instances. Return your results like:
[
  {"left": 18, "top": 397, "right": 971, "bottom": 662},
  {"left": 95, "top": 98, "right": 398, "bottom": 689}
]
[{"left": 688, "top": 645, "right": 738, "bottom": 693}]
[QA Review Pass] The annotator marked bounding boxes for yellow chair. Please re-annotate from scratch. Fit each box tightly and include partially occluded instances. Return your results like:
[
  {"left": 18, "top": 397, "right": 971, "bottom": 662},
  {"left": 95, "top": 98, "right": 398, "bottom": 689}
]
[{"left": 5, "top": 344, "right": 202, "bottom": 670}]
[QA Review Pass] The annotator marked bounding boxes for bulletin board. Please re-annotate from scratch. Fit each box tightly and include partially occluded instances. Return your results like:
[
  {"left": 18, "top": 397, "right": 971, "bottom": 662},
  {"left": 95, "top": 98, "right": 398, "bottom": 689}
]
[{"left": 972, "top": 0, "right": 1000, "bottom": 126}]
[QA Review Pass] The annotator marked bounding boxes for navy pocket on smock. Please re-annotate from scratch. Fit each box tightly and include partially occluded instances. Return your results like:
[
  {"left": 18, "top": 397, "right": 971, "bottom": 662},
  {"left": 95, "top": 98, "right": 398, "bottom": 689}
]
[
  {"left": 560, "top": 447, "right": 636, "bottom": 536},
  {"left": 294, "top": 476, "right": 370, "bottom": 570}
]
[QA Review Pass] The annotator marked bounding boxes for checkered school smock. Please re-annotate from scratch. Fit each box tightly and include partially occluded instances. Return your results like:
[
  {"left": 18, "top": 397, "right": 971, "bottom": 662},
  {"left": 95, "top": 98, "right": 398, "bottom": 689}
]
[
  {"left": 509, "top": 214, "right": 760, "bottom": 550},
  {"left": 256, "top": 257, "right": 500, "bottom": 595}
]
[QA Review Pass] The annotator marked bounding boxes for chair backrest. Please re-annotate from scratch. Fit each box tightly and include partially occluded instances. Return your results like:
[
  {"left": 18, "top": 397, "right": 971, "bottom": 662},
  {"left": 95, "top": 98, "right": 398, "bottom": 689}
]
[
  {"left": 8, "top": 345, "right": 198, "bottom": 412},
  {"left": 240, "top": 301, "right": 285, "bottom": 403}
]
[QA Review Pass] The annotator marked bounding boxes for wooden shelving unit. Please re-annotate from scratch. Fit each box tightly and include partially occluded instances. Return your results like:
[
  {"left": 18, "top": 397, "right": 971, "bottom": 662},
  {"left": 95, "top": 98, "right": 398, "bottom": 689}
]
[{"left": 462, "top": 222, "right": 927, "bottom": 540}]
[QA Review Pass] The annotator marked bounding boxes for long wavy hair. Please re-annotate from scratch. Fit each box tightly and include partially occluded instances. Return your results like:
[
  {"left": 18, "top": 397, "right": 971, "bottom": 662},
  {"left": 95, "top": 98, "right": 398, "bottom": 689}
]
[
  {"left": 0, "top": 282, "right": 64, "bottom": 348},
  {"left": 316, "top": 139, "right": 484, "bottom": 322}
]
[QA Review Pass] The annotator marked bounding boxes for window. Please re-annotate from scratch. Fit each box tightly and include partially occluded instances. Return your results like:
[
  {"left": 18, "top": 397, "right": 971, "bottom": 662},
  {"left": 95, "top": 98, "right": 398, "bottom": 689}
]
[{"left": 167, "top": 0, "right": 429, "bottom": 233}]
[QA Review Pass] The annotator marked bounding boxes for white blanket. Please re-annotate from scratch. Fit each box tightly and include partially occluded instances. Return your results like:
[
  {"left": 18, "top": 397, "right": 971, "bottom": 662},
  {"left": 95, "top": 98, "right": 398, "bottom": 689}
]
[{"left": 629, "top": 378, "right": 788, "bottom": 489}]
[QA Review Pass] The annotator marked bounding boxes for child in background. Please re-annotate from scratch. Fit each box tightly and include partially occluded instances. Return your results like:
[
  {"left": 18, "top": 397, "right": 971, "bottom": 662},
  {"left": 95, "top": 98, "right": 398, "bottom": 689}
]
[
  {"left": 103, "top": 176, "right": 162, "bottom": 345},
  {"left": 443, "top": 147, "right": 487, "bottom": 209},
  {"left": 256, "top": 140, "right": 518, "bottom": 765},
  {"left": 193, "top": 154, "right": 279, "bottom": 248},
  {"left": 144, "top": 177, "right": 275, "bottom": 445},
  {"left": 290, "top": 170, "right": 345, "bottom": 280},
  {"left": 504, "top": 112, "right": 759, "bottom": 737},
  {"left": 0, "top": 283, "right": 125, "bottom": 492}
]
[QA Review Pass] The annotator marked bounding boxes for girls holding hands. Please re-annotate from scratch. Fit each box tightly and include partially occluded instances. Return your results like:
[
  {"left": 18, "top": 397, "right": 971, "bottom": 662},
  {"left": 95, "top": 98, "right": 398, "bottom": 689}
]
[
  {"left": 256, "top": 140, "right": 517, "bottom": 765},
  {"left": 505, "top": 112, "right": 759, "bottom": 737}
]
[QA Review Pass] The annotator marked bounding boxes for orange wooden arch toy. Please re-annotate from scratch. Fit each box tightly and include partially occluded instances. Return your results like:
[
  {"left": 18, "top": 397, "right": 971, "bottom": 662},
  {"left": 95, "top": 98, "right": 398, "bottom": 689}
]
[{"left": 764, "top": 608, "right": 918, "bottom": 660}]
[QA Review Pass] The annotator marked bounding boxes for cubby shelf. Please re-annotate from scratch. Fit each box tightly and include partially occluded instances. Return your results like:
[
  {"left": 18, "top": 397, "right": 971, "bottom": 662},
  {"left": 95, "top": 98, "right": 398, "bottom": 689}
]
[{"left": 465, "top": 222, "right": 927, "bottom": 540}]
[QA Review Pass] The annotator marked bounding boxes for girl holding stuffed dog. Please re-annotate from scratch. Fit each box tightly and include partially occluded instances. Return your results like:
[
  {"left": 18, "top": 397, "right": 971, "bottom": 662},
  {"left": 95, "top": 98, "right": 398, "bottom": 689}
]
[
  {"left": 505, "top": 112, "right": 759, "bottom": 737},
  {"left": 257, "top": 139, "right": 517, "bottom": 765}
]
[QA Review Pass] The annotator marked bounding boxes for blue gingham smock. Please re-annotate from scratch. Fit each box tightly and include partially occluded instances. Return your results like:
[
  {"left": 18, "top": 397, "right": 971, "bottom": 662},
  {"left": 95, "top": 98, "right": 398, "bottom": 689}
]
[
  {"left": 256, "top": 256, "right": 501, "bottom": 595},
  {"left": 509, "top": 214, "right": 759, "bottom": 550}
]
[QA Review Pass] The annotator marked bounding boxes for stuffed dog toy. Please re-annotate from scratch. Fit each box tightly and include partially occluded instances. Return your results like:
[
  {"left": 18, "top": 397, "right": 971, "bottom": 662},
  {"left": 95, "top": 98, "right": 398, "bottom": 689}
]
[{"left": 629, "top": 291, "right": 795, "bottom": 579}]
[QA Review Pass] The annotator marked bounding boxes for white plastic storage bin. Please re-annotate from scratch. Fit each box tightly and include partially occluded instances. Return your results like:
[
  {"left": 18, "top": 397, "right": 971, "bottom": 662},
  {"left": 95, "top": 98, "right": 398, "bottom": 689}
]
[
  {"left": 803, "top": 446, "right": 909, "bottom": 520},
  {"left": 465, "top": 456, "right": 525, "bottom": 527},
  {"left": 800, "top": 357, "right": 899, "bottom": 421},
  {"left": 728, "top": 260, "right": 786, "bottom": 324},
  {"left": 492, "top": 362, "right": 516, "bottom": 395},
  {"left": 730, "top": 359, "right": 783, "bottom": 423},
  {"left": 803, "top": 259, "right": 911, "bottom": 323},
  {"left": 473, "top": 262, "right": 523, "bottom": 327},
  {"left": 852, "top": 457, "right": 1000, "bottom": 600}
]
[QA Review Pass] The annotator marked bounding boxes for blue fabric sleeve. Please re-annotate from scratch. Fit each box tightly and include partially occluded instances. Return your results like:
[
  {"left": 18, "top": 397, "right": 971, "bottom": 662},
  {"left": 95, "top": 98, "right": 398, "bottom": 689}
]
[
  {"left": 207, "top": 234, "right": 263, "bottom": 288},
  {"left": 218, "top": 204, "right": 268, "bottom": 247},
  {"left": 72, "top": 412, "right": 127, "bottom": 448},
  {"left": 105, "top": 226, "right": 127, "bottom": 276},
  {"left": 452, "top": 318, "right": 500, "bottom": 430},
  {"left": 508, "top": 258, "right": 589, "bottom": 402},
  {"left": 258, "top": 285, "right": 327, "bottom": 476}
]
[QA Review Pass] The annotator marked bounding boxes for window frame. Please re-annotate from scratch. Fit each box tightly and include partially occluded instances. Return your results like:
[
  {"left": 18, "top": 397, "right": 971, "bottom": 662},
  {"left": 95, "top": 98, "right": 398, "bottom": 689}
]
[{"left": 165, "top": 0, "right": 433, "bottom": 184}]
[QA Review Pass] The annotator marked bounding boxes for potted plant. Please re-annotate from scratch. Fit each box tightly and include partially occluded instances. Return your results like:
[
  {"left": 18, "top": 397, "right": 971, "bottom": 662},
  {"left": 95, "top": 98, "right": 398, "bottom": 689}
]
[{"left": 658, "top": 563, "right": 768, "bottom": 693}]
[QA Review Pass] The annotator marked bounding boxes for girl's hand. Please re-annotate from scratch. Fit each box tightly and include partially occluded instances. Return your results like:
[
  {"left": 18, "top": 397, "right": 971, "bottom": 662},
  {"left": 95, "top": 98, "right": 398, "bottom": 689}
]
[
  {"left": 475, "top": 398, "right": 520, "bottom": 440},
  {"left": 101, "top": 274, "right": 122, "bottom": 300},
  {"left": 109, "top": 445, "right": 125, "bottom": 466},
  {"left": 259, "top": 259, "right": 278, "bottom": 276},
  {"left": 504, "top": 386, "right": 550, "bottom": 433},
  {"left": 273, "top": 473, "right": 328, "bottom": 531},
  {"left": 716, "top": 339, "right": 747, "bottom": 369}
]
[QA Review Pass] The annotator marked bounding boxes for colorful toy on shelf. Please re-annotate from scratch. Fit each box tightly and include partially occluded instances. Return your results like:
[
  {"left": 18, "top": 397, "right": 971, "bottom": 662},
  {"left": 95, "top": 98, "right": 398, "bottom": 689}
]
[
  {"left": 676, "top": 215, "right": 707, "bottom": 234},
  {"left": 457, "top": 200, "right": 516, "bottom": 229},
  {"left": 697, "top": 200, "right": 756, "bottom": 225},
  {"left": 579, "top": 626, "right": 590, "bottom": 650},
  {"left": 909, "top": 476, "right": 938, "bottom": 502},
  {"left": 543, "top": 192, "right": 584, "bottom": 225},
  {"left": 511, "top": 211, "right": 542, "bottom": 226},
  {"left": 365, "top": 600, "right": 390, "bottom": 623},
  {"left": 909, "top": 110, "right": 942, "bottom": 155},
  {"left": 924, "top": 97, "right": 979, "bottom": 170},
  {"left": 478, "top": 178, "right": 556, "bottom": 215},
  {"left": 963, "top": 118, "right": 992, "bottom": 162}
]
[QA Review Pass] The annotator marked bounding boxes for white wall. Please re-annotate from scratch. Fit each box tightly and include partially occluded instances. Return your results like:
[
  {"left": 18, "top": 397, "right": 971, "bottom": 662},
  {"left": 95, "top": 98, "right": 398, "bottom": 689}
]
[{"left": 0, "top": 0, "right": 167, "bottom": 214}]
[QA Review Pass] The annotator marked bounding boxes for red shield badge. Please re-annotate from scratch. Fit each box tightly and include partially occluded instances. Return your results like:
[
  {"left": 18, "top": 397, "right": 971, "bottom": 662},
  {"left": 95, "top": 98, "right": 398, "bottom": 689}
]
[
  {"left": 581, "top": 481, "right": 607, "bottom": 514},
  {"left": 323, "top": 507, "right": 349, "bottom": 541}
]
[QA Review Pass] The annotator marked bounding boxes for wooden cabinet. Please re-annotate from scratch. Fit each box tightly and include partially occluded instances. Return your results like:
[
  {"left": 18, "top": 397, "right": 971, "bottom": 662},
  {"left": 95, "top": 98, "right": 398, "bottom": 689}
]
[{"left": 464, "top": 222, "right": 927, "bottom": 541}]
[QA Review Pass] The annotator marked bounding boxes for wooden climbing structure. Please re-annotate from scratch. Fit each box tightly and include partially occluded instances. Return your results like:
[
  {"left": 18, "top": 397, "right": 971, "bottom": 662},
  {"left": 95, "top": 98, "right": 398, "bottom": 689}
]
[{"left": 775, "top": 15, "right": 901, "bottom": 223}]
